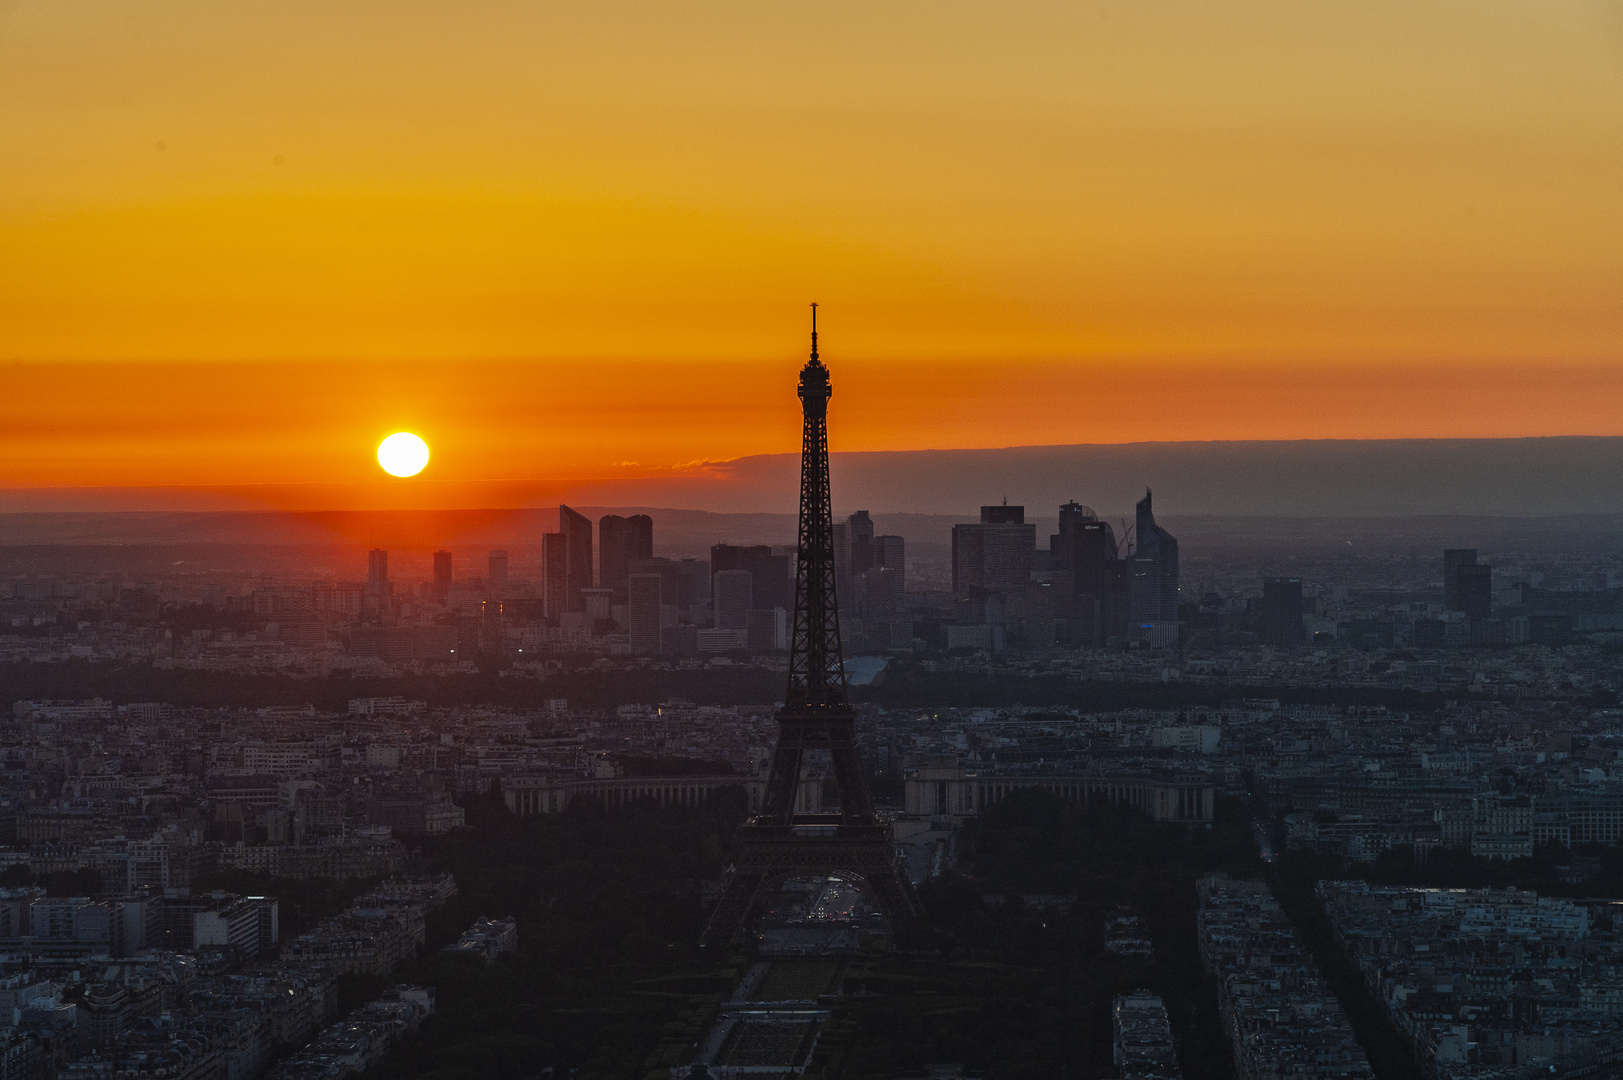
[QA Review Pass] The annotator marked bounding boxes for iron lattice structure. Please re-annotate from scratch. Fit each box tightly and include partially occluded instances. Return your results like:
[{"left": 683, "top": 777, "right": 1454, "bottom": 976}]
[{"left": 701, "top": 307, "right": 921, "bottom": 949}]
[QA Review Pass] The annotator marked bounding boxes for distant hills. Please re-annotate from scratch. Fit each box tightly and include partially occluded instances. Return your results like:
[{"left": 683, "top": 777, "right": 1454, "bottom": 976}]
[{"left": 816, "top": 436, "right": 1623, "bottom": 519}]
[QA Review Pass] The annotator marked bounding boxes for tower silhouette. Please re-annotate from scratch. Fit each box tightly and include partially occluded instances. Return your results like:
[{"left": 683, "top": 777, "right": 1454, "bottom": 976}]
[{"left": 701, "top": 306, "right": 921, "bottom": 948}]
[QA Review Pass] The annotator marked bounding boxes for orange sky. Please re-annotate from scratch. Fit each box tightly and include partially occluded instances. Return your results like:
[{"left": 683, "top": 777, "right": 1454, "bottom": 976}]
[{"left": 4, "top": 0, "right": 1623, "bottom": 500}]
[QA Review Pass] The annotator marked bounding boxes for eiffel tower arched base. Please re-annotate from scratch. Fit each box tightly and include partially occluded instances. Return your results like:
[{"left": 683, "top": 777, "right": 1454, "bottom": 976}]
[{"left": 701, "top": 822, "right": 921, "bottom": 949}]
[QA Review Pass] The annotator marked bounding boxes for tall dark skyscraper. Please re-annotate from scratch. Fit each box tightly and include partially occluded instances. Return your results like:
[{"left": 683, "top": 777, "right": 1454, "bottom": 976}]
[
  {"left": 432, "top": 550, "right": 452, "bottom": 601},
  {"left": 487, "top": 550, "right": 509, "bottom": 587},
  {"left": 1050, "top": 502, "right": 1123, "bottom": 644},
  {"left": 543, "top": 504, "right": 593, "bottom": 617},
  {"left": 952, "top": 504, "right": 1037, "bottom": 596},
  {"left": 874, "top": 534, "right": 905, "bottom": 578},
  {"left": 710, "top": 544, "right": 791, "bottom": 612},
  {"left": 627, "top": 569, "right": 665, "bottom": 654},
  {"left": 598, "top": 513, "right": 653, "bottom": 597},
  {"left": 712, "top": 569, "right": 753, "bottom": 630},
  {"left": 1444, "top": 549, "right": 1492, "bottom": 618},
  {"left": 1127, "top": 490, "right": 1179, "bottom": 627},
  {"left": 1259, "top": 577, "right": 1306, "bottom": 647},
  {"left": 702, "top": 308, "right": 918, "bottom": 948},
  {"left": 847, "top": 510, "right": 876, "bottom": 574},
  {"left": 367, "top": 549, "right": 388, "bottom": 589}
]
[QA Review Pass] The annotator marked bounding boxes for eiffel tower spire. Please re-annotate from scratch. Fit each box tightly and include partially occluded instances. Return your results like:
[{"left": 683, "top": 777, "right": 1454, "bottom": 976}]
[{"left": 701, "top": 308, "right": 920, "bottom": 949}]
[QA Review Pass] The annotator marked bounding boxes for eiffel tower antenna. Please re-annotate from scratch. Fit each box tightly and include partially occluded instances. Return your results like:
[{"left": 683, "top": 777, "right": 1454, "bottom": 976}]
[{"left": 701, "top": 308, "right": 921, "bottom": 949}]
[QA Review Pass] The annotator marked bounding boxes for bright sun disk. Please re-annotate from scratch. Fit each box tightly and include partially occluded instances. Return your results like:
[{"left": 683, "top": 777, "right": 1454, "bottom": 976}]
[{"left": 377, "top": 432, "right": 429, "bottom": 477}]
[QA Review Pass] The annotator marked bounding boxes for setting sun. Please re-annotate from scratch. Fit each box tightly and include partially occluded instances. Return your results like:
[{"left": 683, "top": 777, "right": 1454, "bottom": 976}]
[{"left": 377, "top": 432, "right": 430, "bottom": 478}]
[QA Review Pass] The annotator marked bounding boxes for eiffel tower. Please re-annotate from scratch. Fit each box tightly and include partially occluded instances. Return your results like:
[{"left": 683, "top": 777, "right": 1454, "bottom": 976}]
[{"left": 701, "top": 306, "right": 922, "bottom": 949}]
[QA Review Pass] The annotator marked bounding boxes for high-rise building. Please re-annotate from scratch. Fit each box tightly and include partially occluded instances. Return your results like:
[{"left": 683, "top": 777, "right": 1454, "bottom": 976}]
[
  {"left": 367, "top": 549, "right": 388, "bottom": 589},
  {"left": 488, "top": 550, "right": 509, "bottom": 587},
  {"left": 676, "top": 558, "right": 711, "bottom": 610},
  {"left": 1258, "top": 577, "right": 1305, "bottom": 647},
  {"left": 712, "top": 569, "right": 753, "bottom": 631},
  {"left": 627, "top": 572, "right": 665, "bottom": 654},
  {"left": 1443, "top": 549, "right": 1475, "bottom": 608},
  {"left": 542, "top": 535, "right": 565, "bottom": 619},
  {"left": 831, "top": 523, "right": 850, "bottom": 599},
  {"left": 432, "top": 550, "right": 452, "bottom": 601},
  {"left": 711, "top": 545, "right": 791, "bottom": 611},
  {"left": 1127, "top": 490, "right": 1179, "bottom": 627},
  {"left": 628, "top": 556, "right": 704, "bottom": 640},
  {"left": 847, "top": 532, "right": 906, "bottom": 617},
  {"left": 1050, "top": 503, "right": 1123, "bottom": 644},
  {"left": 857, "top": 566, "right": 904, "bottom": 604},
  {"left": 542, "top": 504, "right": 593, "bottom": 618},
  {"left": 745, "top": 606, "right": 789, "bottom": 653},
  {"left": 875, "top": 535, "right": 905, "bottom": 578},
  {"left": 598, "top": 514, "right": 653, "bottom": 597},
  {"left": 630, "top": 558, "right": 680, "bottom": 600},
  {"left": 952, "top": 505, "right": 1036, "bottom": 596},
  {"left": 847, "top": 511, "right": 877, "bottom": 575},
  {"left": 1443, "top": 549, "right": 1492, "bottom": 618}
]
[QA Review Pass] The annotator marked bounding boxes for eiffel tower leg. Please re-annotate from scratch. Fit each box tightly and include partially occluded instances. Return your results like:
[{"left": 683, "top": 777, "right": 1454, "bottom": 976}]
[
  {"left": 760, "top": 738, "right": 804, "bottom": 824},
  {"left": 828, "top": 736, "right": 874, "bottom": 819},
  {"left": 858, "top": 857, "right": 921, "bottom": 919},
  {"left": 702, "top": 864, "right": 770, "bottom": 949}
]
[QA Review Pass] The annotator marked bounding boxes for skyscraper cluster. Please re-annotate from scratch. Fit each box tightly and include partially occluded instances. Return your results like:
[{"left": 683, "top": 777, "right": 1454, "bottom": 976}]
[
  {"left": 950, "top": 490, "right": 1180, "bottom": 649},
  {"left": 338, "top": 485, "right": 1195, "bottom": 660}
]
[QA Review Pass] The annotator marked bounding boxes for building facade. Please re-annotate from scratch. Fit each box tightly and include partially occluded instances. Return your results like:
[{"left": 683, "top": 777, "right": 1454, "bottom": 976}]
[
  {"left": 952, "top": 505, "right": 1038, "bottom": 596},
  {"left": 543, "top": 505, "right": 593, "bottom": 618}
]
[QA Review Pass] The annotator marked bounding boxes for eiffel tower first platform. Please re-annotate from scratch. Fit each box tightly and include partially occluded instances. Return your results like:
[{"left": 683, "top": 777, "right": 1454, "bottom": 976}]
[{"left": 700, "top": 307, "right": 922, "bottom": 949}]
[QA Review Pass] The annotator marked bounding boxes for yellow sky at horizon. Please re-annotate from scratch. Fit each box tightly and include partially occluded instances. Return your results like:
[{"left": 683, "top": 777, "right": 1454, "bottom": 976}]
[{"left": 4, "top": 0, "right": 1623, "bottom": 489}]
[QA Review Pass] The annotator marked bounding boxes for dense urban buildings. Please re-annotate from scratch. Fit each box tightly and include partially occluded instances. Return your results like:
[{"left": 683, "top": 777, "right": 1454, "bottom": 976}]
[
  {"left": 1321, "top": 882, "right": 1623, "bottom": 1080},
  {"left": 1114, "top": 991, "right": 1181, "bottom": 1080},
  {"left": 1, "top": 493, "right": 1622, "bottom": 1076},
  {"left": 1198, "top": 876, "right": 1372, "bottom": 1080}
]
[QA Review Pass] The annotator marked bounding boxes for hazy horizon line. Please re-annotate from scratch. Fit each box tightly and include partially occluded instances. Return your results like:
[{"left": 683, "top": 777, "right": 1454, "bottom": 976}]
[{"left": 1, "top": 435, "right": 1621, "bottom": 518}]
